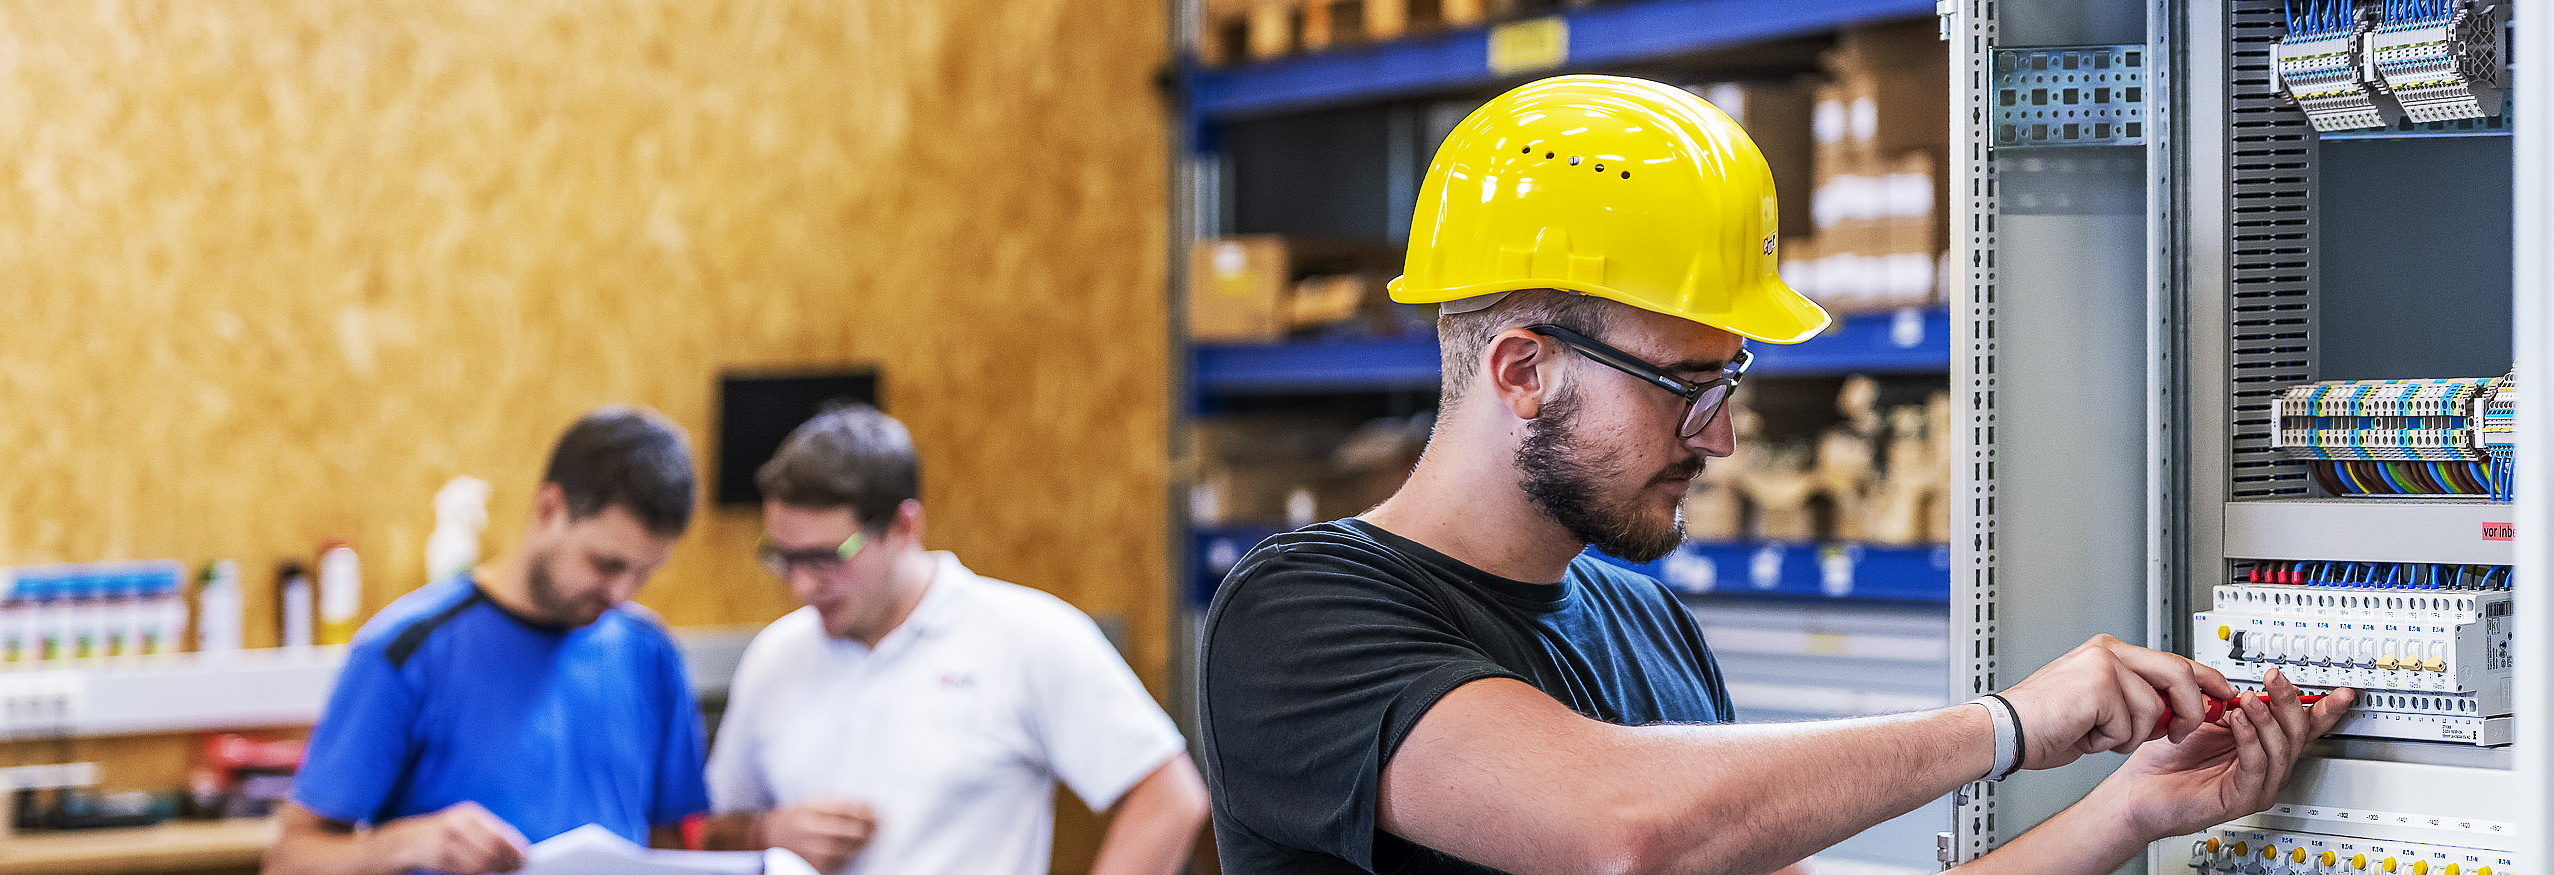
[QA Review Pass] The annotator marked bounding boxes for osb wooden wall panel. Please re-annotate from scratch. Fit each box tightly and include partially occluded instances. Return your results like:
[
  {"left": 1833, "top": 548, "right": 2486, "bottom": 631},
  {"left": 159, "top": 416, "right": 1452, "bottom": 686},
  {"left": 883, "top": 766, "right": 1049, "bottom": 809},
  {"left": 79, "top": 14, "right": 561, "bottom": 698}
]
[{"left": 0, "top": 1, "right": 1169, "bottom": 685}]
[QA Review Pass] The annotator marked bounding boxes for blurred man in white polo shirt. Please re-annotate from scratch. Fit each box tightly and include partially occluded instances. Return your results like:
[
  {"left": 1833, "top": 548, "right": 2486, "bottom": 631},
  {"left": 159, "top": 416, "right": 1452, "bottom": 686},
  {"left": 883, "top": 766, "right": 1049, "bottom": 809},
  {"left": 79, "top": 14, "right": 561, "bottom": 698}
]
[{"left": 700, "top": 404, "right": 1208, "bottom": 875}]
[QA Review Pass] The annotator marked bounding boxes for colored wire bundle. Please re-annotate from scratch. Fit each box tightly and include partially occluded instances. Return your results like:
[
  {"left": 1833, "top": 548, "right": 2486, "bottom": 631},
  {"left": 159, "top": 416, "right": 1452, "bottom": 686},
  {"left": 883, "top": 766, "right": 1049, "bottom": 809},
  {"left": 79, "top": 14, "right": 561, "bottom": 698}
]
[
  {"left": 2380, "top": 0, "right": 2454, "bottom": 26},
  {"left": 2243, "top": 559, "right": 2511, "bottom": 590},
  {"left": 2277, "top": 374, "right": 2511, "bottom": 500},
  {"left": 2287, "top": 0, "right": 2358, "bottom": 35},
  {"left": 2308, "top": 459, "right": 2494, "bottom": 496}
]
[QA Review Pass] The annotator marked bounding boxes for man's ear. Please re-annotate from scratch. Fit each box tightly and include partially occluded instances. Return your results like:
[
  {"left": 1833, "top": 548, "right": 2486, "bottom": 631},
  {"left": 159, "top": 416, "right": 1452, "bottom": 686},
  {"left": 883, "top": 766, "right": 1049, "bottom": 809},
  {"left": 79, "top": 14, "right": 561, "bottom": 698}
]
[
  {"left": 1484, "top": 329, "right": 1559, "bottom": 421},
  {"left": 886, "top": 498, "right": 925, "bottom": 546},
  {"left": 531, "top": 482, "right": 569, "bottom": 531}
]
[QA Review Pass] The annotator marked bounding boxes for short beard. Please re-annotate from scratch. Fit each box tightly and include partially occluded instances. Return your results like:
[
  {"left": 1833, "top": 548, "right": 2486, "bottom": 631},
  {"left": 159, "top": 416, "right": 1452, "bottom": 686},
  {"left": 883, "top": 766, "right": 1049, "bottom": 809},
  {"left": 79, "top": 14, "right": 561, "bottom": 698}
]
[
  {"left": 1515, "top": 387, "right": 1689, "bottom": 563},
  {"left": 522, "top": 547, "right": 581, "bottom": 625}
]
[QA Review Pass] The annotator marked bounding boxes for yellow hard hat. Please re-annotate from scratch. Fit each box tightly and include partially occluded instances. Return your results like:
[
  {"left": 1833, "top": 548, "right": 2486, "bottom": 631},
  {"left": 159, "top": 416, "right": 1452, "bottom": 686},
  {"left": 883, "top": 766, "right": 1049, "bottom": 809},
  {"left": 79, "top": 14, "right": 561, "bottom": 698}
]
[{"left": 1389, "top": 74, "right": 1831, "bottom": 344}]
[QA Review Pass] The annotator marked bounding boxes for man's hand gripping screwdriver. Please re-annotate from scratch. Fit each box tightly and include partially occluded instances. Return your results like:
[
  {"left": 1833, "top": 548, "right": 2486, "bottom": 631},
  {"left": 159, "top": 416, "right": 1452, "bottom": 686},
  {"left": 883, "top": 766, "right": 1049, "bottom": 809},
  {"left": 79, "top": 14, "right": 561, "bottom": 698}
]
[{"left": 2156, "top": 693, "right": 2329, "bottom": 734}]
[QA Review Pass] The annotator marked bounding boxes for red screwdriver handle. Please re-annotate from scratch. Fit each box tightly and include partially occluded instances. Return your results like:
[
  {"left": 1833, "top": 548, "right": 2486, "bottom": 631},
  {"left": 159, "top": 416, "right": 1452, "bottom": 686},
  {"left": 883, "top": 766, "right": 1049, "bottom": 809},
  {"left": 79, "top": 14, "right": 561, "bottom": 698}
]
[{"left": 2155, "top": 694, "right": 2326, "bottom": 734}]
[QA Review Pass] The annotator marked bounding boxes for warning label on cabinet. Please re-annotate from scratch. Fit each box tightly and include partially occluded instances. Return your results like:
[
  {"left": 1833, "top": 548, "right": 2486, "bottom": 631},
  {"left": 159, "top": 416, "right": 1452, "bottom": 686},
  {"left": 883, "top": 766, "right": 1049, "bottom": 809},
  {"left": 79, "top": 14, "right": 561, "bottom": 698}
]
[{"left": 2482, "top": 522, "right": 2514, "bottom": 541}]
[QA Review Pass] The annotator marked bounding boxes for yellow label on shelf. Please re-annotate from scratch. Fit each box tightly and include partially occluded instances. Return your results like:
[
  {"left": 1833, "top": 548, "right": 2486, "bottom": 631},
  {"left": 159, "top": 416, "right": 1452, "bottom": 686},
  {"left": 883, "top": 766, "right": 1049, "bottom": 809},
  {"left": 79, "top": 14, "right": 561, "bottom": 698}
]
[
  {"left": 1804, "top": 632, "right": 1848, "bottom": 656},
  {"left": 1487, "top": 17, "right": 1568, "bottom": 75}
]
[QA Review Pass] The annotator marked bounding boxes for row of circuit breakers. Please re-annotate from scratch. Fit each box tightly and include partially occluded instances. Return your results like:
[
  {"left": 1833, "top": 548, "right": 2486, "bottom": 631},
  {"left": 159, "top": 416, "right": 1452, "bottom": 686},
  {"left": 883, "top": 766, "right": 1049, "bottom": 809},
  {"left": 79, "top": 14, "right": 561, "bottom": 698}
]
[{"left": 2181, "top": 375, "right": 2523, "bottom": 871}]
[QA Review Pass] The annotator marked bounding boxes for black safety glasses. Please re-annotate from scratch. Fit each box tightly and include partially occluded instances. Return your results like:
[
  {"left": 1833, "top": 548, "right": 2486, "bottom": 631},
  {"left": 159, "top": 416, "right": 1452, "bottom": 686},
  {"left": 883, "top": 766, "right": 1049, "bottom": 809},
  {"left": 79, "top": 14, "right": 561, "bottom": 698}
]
[{"left": 1526, "top": 322, "right": 1750, "bottom": 439}]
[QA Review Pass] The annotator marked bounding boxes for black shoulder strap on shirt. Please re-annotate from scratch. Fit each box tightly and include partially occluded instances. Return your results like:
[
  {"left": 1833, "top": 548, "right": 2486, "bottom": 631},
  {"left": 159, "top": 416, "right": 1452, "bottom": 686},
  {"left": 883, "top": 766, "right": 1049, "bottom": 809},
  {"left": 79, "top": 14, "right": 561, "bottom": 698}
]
[{"left": 383, "top": 589, "right": 488, "bottom": 668}]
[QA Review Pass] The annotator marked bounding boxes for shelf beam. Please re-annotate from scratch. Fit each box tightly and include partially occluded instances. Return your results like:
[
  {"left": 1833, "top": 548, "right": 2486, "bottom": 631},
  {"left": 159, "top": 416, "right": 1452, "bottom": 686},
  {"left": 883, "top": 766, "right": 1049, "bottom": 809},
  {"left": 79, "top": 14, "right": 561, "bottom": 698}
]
[
  {"left": 1189, "top": 0, "right": 1940, "bottom": 121},
  {"left": 1193, "top": 307, "right": 1951, "bottom": 398}
]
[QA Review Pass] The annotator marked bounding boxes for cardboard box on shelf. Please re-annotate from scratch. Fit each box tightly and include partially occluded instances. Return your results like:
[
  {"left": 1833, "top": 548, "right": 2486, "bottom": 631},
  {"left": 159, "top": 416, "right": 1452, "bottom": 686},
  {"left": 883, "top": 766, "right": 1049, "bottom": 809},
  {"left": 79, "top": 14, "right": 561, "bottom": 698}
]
[
  {"left": 1320, "top": 414, "right": 1429, "bottom": 518},
  {"left": 1826, "top": 19, "right": 1951, "bottom": 159},
  {"left": 1870, "top": 150, "right": 1944, "bottom": 311},
  {"left": 1811, "top": 79, "right": 1859, "bottom": 179},
  {"left": 1777, "top": 232, "right": 1821, "bottom": 301},
  {"left": 1874, "top": 150, "right": 1943, "bottom": 257},
  {"left": 1189, "top": 236, "right": 1404, "bottom": 343},
  {"left": 1197, "top": 0, "right": 1296, "bottom": 66},
  {"left": 1697, "top": 79, "right": 1817, "bottom": 240},
  {"left": 1289, "top": 272, "right": 1403, "bottom": 333},
  {"left": 1191, "top": 235, "right": 1290, "bottom": 342},
  {"left": 1192, "top": 458, "right": 1325, "bottom": 526},
  {"left": 1189, "top": 414, "right": 1349, "bottom": 525},
  {"left": 1804, "top": 145, "right": 1945, "bottom": 314},
  {"left": 1188, "top": 413, "right": 1428, "bottom": 526}
]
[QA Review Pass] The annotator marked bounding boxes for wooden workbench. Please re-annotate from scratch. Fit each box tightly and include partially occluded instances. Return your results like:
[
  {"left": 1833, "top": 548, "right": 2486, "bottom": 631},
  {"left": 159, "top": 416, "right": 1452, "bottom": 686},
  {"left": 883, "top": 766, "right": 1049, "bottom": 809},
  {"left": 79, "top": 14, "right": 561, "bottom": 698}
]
[{"left": 0, "top": 817, "right": 271, "bottom": 875}]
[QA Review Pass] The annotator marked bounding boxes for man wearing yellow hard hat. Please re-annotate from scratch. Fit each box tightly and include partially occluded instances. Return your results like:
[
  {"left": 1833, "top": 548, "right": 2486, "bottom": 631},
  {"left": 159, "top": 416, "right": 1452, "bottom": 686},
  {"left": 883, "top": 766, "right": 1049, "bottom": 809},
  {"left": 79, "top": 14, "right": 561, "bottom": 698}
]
[{"left": 1196, "top": 75, "right": 2353, "bottom": 874}]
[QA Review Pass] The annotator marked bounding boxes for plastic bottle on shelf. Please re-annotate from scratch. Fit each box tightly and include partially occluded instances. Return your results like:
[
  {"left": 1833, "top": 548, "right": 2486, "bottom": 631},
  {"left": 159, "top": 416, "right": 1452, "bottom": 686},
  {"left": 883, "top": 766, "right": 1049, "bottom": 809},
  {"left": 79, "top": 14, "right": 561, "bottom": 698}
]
[
  {"left": 25, "top": 568, "right": 64, "bottom": 662},
  {"left": 17, "top": 569, "right": 55, "bottom": 664},
  {"left": 196, "top": 560, "right": 243, "bottom": 657},
  {"left": 317, "top": 542, "right": 360, "bottom": 647},
  {"left": 64, "top": 568, "right": 100, "bottom": 660},
  {"left": 277, "top": 561, "right": 314, "bottom": 651},
  {"left": 150, "top": 563, "right": 186, "bottom": 657},
  {"left": 0, "top": 567, "right": 24, "bottom": 666},
  {"left": 426, "top": 476, "right": 491, "bottom": 585},
  {"left": 107, "top": 564, "right": 143, "bottom": 660}
]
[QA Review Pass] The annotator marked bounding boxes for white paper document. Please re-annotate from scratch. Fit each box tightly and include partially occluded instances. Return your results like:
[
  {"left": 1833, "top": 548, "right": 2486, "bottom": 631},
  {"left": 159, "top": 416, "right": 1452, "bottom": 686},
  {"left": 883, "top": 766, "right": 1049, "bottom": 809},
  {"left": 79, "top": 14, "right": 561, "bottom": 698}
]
[{"left": 517, "top": 824, "right": 820, "bottom": 875}]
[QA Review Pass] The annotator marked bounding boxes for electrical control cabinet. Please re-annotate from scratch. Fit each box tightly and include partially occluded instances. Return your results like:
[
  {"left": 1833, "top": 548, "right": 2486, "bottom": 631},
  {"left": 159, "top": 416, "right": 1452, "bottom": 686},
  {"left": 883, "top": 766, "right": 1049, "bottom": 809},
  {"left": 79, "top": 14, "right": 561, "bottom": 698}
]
[{"left": 1949, "top": 0, "right": 2547, "bottom": 870}]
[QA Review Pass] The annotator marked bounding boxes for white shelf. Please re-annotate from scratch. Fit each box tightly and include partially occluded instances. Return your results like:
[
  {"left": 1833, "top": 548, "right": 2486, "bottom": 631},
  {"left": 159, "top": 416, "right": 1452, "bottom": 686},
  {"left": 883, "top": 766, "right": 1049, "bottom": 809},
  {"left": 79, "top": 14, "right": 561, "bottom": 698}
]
[
  {"left": 2223, "top": 499, "right": 2518, "bottom": 565},
  {"left": 0, "top": 625, "right": 760, "bottom": 741}
]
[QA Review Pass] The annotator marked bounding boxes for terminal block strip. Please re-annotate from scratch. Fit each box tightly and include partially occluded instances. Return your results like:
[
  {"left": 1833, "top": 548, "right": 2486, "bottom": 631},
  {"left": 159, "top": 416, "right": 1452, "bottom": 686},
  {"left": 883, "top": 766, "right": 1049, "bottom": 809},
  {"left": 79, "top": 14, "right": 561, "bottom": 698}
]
[
  {"left": 2274, "top": 374, "right": 2515, "bottom": 497},
  {"left": 2186, "top": 828, "right": 2516, "bottom": 874},
  {"left": 2272, "top": 0, "right": 2509, "bottom": 131},
  {"left": 2368, "top": 1, "right": 2507, "bottom": 123}
]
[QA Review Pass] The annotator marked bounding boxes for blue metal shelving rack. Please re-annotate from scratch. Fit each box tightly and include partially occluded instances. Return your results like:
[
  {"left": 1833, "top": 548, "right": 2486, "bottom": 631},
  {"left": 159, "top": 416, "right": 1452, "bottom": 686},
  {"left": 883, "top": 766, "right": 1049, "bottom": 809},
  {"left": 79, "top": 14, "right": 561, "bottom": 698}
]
[
  {"left": 1192, "top": 526, "right": 1951, "bottom": 607},
  {"left": 1187, "top": 0, "right": 1941, "bottom": 121},
  {"left": 1180, "top": 0, "right": 1955, "bottom": 611},
  {"left": 1193, "top": 306, "right": 1951, "bottom": 396}
]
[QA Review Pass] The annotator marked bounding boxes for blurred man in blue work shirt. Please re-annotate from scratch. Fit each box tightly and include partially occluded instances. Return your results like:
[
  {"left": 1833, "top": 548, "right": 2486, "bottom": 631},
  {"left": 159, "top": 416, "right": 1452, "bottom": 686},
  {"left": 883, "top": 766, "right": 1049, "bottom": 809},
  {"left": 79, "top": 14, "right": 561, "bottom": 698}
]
[{"left": 263, "top": 406, "right": 709, "bottom": 875}]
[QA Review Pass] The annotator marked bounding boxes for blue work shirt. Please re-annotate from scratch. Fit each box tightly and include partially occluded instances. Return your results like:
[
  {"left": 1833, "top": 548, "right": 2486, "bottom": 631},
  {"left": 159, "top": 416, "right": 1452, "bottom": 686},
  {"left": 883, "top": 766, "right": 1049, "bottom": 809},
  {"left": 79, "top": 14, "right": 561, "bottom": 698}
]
[{"left": 293, "top": 575, "right": 710, "bottom": 846}]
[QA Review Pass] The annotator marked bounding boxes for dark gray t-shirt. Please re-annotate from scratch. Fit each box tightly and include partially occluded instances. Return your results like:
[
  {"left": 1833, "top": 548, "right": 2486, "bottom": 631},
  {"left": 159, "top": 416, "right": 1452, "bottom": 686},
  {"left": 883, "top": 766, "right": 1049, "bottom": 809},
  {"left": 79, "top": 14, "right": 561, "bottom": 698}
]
[{"left": 1199, "top": 519, "right": 1734, "bottom": 874}]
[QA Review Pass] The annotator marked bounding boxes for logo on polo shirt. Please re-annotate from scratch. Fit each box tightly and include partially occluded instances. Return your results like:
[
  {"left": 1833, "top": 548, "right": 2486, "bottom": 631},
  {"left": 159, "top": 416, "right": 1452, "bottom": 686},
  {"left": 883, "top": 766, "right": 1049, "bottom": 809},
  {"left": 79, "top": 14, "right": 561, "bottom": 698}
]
[{"left": 938, "top": 671, "right": 977, "bottom": 689}]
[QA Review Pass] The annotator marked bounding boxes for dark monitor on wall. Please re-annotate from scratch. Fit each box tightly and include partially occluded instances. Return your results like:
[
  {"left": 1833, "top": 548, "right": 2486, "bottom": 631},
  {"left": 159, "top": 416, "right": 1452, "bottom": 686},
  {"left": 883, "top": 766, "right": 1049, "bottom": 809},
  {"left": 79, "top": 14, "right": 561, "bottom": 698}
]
[{"left": 715, "top": 369, "right": 879, "bottom": 505}]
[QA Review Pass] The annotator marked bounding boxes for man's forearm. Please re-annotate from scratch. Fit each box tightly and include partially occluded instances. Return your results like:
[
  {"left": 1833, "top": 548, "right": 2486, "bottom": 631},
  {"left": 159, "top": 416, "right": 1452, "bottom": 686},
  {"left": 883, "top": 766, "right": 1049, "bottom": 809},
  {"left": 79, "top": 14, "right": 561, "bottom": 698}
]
[
  {"left": 1087, "top": 757, "right": 1211, "bottom": 875},
  {"left": 266, "top": 809, "right": 412, "bottom": 875},
  {"left": 1948, "top": 781, "right": 2153, "bottom": 875},
  {"left": 265, "top": 833, "right": 405, "bottom": 875},
  {"left": 1625, "top": 706, "right": 1997, "bottom": 874},
  {"left": 697, "top": 812, "right": 764, "bottom": 851},
  {"left": 1381, "top": 678, "right": 1999, "bottom": 875}
]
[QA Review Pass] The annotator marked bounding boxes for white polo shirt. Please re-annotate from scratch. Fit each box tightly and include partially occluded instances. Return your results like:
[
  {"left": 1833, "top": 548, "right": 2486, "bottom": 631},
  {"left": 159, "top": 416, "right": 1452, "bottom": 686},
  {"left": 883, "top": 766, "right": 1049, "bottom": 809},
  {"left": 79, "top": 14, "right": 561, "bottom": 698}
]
[{"left": 706, "top": 552, "right": 1185, "bottom": 875}]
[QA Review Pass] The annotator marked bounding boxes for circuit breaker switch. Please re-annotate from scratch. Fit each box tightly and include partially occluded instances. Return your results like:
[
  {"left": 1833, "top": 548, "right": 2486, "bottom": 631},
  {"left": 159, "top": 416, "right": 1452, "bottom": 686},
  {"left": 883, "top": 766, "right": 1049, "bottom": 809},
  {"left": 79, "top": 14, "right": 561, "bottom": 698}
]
[
  {"left": 2424, "top": 656, "right": 2448, "bottom": 672},
  {"left": 2354, "top": 855, "right": 2370, "bottom": 871},
  {"left": 2377, "top": 654, "right": 2401, "bottom": 670},
  {"left": 2413, "top": 861, "right": 2429, "bottom": 875},
  {"left": 2220, "top": 625, "right": 2233, "bottom": 641},
  {"left": 2382, "top": 858, "right": 2398, "bottom": 873}
]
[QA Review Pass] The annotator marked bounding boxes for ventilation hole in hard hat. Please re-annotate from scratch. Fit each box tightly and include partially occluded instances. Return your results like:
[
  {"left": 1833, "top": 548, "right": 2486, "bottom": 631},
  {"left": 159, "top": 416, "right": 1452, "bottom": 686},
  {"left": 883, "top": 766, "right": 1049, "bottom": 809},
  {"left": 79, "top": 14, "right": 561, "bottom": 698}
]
[
  {"left": 1621, "top": 171, "right": 1631, "bottom": 179},
  {"left": 1545, "top": 152, "right": 1555, "bottom": 159},
  {"left": 1521, "top": 146, "right": 1531, "bottom": 153},
  {"left": 1568, "top": 156, "right": 1581, "bottom": 166},
  {"left": 1593, "top": 164, "right": 1604, "bottom": 172}
]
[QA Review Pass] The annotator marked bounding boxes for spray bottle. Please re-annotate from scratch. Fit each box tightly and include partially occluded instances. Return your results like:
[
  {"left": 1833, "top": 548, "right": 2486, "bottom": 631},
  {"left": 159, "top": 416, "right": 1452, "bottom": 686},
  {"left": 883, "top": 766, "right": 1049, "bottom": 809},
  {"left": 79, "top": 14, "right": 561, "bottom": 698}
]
[
  {"left": 196, "top": 560, "right": 242, "bottom": 657},
  {"left": 425, "top": 476, "right": 492, "bottom": 585},
  {"left": 317, "top": 542, "right": 360, "bottom": 647}
]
